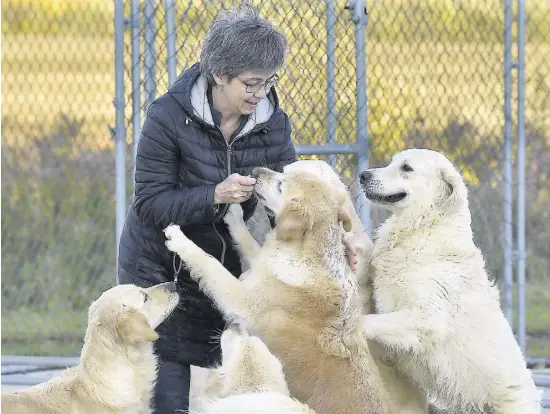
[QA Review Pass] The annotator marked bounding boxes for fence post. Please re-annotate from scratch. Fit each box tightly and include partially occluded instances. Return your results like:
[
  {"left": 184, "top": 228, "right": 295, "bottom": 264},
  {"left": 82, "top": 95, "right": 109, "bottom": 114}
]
[
  {"left": 114, "top": 0, "right": 126, "bottom": 272},
  {"left": 350, "top": 0, "right": 370, "bottom": 234},
  {"left": 164, "top": 0, "right": 177, "bottom": 87},
  {"left": 516, "top": 0, "right": 527, "bottom": 354},
  {"left": 326, "top": 0, "right": 337, "bottom": 168},
  {"left": 503, "top": 0, "right": 514, "bottom": 326},
  {"left": 144, "top": 0, "right": 157, "bottom": 111},
  {"left": 131, "top": 0, "right": 142, "bottom": 185}
]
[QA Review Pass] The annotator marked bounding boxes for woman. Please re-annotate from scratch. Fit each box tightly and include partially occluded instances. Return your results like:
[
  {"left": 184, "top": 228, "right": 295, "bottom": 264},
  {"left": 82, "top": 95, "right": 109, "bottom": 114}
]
[{"left": 118, "top": 5, "right": 356, "bottom": 413}]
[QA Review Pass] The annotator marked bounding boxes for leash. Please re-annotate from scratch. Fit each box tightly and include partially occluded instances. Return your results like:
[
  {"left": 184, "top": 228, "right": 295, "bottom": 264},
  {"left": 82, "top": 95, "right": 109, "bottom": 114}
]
[{"left": 172, "top": 252, "right": 183, "bottom": 284}]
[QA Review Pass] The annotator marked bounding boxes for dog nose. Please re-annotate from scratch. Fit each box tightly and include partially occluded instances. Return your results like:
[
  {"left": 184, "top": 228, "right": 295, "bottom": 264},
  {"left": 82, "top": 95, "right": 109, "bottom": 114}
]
[
  {"left": 251, "top": 167, "right": 261, "bottom": 178},
  {"left": 359, "top": 170, "right": 373, "bottom": 184},
  {"left": 227, "top": 321, "right": 246, "bottom": 335},
  {"left": 164, "top": 281, "right": 177, "bottom": 292}
]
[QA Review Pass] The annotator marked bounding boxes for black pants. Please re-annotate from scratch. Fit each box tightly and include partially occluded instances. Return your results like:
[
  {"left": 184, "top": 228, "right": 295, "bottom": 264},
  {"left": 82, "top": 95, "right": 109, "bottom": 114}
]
[{"left": 152, "top": 359, "right": 191, "bottom": 413}]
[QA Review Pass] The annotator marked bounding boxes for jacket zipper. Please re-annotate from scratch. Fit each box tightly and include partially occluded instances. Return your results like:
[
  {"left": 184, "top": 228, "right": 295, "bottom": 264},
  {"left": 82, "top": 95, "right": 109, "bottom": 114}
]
[
  {"left": 211, "top": 128, "right": 247, "bottom": 266},
  {"left": 190, "top": 112, "right": 270, "bottom": 266},
  {"left": 212, "top": 222, "right": 227, "bottom": 265}
]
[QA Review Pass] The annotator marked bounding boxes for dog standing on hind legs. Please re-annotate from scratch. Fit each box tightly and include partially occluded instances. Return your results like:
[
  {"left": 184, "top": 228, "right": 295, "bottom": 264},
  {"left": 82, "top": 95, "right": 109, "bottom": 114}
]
[
  {"left": 164, "top": 164, "right": 393, "bottom": 414},
  {"left": 359, "top": 148, "right": 541, "bottom": 414},
  {"left": 223, "top": 159, "right": 429, "bottom": 414}
]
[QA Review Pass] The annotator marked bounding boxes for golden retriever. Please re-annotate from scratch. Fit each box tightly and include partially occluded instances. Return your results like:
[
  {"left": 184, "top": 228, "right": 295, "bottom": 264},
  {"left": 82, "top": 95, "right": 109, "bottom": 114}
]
[
  {"left": 226, "top": 159, "right": 429, "bottom": 414},
  {"left": 1, "top": 282, "right": 179, "bottom": 414},
  {"left": 164, "top": 162, "right": 393, "bottom": 414},
  {"left": 193, "top": 322, "right": 316, "bottom": 413},
  {"left": 360, "top": 149, "right": 541, "bottom": 413}
]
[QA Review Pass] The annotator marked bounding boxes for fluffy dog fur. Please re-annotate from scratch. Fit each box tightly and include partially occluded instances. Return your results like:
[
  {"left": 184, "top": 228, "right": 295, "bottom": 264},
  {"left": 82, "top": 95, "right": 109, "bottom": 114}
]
[
  {"left": 360, "top": 148, "right": 541, "bottom": 413},
  {"left": 164, "top": 162, "right": 393, "bottom": 414},
  {"left": 1, "top": 282, "right": 179, "bottom": 414},
  {"left": 194, "top": 323, "right": 315, "bottom": 413},
  {"left": 229, "top": 160, "right": 429, "bottom": 414}
]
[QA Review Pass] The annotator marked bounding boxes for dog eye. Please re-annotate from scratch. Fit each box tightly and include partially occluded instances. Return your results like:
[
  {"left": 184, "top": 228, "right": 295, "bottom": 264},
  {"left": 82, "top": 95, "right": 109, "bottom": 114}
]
[
  {"left": 277, "top": 180, "right": 282, "bottom": 193},
  {"left": 142, "top": 292, "right": 150, "bottom": 303},
  {"left": 401, "top": 163, "right": 414, "bottom": 172}
]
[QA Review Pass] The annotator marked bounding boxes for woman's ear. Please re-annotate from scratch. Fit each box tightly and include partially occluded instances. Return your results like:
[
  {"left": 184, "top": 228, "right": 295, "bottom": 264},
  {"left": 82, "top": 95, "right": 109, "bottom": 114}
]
[{"left": 212, "top": 73, "right": 226, "bottom": 87}]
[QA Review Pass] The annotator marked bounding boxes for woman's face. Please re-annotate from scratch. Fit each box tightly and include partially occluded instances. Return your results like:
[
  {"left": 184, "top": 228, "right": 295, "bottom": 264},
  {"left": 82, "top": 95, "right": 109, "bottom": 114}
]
[{"left": 213, "top": 71, "right": 279, "bottom": 116}]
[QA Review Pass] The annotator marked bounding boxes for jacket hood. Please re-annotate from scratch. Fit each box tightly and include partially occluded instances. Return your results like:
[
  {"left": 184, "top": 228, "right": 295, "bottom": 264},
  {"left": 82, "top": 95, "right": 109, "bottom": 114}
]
[{"left": 168, "top": 63, "right": 280, "bottom": 138}]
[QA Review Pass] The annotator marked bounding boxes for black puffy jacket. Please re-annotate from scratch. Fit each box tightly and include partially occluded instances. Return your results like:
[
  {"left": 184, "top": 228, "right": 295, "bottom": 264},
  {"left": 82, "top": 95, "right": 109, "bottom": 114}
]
[{"left": 117, "top": 63, "right": 296, "bottom": 367}]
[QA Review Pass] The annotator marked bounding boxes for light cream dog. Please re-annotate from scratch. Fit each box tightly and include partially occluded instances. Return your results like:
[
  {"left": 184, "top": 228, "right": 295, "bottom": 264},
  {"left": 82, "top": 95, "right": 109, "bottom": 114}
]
[
  {"left": 164, "top": 162, "right": 393, "bottom": 414},
  {"left": 226, "top": 159, "right": 429, "bottom": 414},
  {"left": 194, "top": 322, "right": 315, "bottom": 413},
  {"left": 360, "top": 148, "right": 541, "bottom": 413},
  {"left": 1, "top": 282, "right": 179, "bottom": 414}
]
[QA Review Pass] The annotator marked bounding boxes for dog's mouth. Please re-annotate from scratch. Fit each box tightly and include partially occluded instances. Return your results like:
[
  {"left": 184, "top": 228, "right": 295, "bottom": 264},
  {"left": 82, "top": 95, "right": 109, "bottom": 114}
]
[
  {"left": 253, "top": 187, "right": 275, "bottom": 215},
  {"left": 255, "top": 195, "right": 275, "bottom": 216},
  {"left": 254, "top": 190, "right": 265, "bottom": 201},
  {"left": 263, "top": 205, "right": 275, "bottom": 217},
  {"left": 150, "top": 296, "right": 180, "bottom": 328},
  {"left": 363, "top": 190, "right": 407, "bottom": 204}
]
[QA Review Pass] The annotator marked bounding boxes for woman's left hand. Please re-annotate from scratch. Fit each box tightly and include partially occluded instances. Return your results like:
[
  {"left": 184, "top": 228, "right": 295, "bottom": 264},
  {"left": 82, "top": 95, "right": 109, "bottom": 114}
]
[{"left": 342, "top": 232, "right": 357, "bottom": 272}]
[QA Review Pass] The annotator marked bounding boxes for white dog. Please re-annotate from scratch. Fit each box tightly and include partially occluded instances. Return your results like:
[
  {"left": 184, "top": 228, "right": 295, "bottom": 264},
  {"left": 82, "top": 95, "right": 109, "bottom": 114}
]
[
  {"left": 2, "top": 282, "right": 180, "bottom": 414},
  {"left": 359, "top": 148, "right": 541, "bottom": 413},
  {"left": 194, "top": 322, "right": 316, "bottom": 413},
  {"left": 165, "top": 163, "right": 393, "bottom": 414}
]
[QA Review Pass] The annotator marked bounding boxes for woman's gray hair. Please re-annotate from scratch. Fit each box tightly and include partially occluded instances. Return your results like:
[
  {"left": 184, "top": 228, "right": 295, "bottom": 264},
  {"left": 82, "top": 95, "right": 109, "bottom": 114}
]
[{"left": 200, "top": 4, "right": 288, "bottom": 85}]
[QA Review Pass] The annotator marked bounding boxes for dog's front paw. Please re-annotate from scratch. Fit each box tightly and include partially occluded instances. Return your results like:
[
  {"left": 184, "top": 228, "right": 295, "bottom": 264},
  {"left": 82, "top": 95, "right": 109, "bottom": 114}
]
[
  {"left": 164, "top": 224, "right": 189, "bottom": 253},
  {"left": 224, "top": 204, "right": 245, "bottom": 227},
  {"left": 362, "top": 313, "right": 379, "bottom": 340}
]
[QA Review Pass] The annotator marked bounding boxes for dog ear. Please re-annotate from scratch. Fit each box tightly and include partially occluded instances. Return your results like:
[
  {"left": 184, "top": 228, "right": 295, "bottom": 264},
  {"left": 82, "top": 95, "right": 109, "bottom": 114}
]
[
  {"left": 439, "top": 164, "right": 467, "bottom": 211},
  {"left": 275, "top": 198, "right": 309, "bottom": 241},
  {"left": 116, "top": 309, "right": 159, "bottom": 343}
]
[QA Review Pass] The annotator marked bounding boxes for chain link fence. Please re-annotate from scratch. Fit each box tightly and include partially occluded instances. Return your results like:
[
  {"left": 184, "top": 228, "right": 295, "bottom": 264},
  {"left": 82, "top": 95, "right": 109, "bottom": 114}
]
[
  {"left": 2, "top": 0, "right": 116, "bottom": 357},
  {"left": 120, "top": 0, "right": 370, "bottom": 242},
  {"left": 520, "top": 0, "right": 550, "bottom": 359},
  {"left": 2, "top": 0, "right": 549, "bottom": 364}
]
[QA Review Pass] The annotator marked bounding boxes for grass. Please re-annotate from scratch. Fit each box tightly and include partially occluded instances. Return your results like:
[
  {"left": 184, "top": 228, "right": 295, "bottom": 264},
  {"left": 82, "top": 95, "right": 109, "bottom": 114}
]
[
  {"left": 2, "top": 308, "right": 88, "bottom": 356},
  {"left": 521, "top": 283, "right": 550, "bottom": 357}
]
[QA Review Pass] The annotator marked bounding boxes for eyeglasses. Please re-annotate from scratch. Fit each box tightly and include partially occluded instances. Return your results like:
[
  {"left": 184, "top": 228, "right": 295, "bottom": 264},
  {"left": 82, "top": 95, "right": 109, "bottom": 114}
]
[{"left": 241, "top": 74, "right": 280, "bottom": 95}]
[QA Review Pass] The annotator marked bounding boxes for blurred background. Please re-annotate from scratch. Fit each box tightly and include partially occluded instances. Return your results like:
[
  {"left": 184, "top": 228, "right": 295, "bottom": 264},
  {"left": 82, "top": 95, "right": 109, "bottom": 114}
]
[{"left": 1, "top": 0, "right": 549, "bottom": 390}]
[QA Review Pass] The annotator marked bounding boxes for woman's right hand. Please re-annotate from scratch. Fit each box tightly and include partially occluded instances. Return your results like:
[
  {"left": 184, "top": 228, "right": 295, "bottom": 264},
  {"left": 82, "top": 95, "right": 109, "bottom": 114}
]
[{"left": 214, "top": 173, "right": 257, "bottom": 204}]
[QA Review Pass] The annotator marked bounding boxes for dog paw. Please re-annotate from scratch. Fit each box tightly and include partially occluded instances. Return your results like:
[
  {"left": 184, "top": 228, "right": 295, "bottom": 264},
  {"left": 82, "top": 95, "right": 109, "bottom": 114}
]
[
  {"left": 163, "top": 224, "right": 189, "bottom": 252},
  {"left": 224, "top": 204, "right": 245, "bottom": 227},
  {"left": 362, "top": 314, "right": 378, "bottom": 339},
  {"left": 164, "top": 223, "right": 185, "bottom": 240}
]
